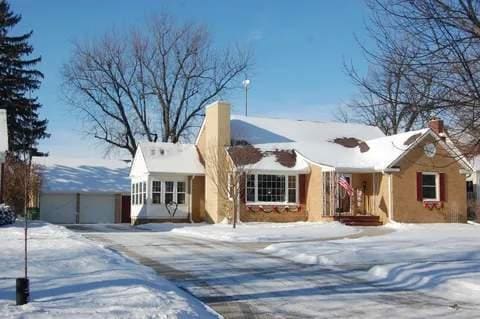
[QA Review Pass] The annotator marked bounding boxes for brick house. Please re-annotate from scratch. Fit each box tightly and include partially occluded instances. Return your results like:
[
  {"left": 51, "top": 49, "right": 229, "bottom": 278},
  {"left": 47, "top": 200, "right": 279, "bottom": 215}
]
[{"left": 129, "top": 101, "right": 472, "bottom": 225}]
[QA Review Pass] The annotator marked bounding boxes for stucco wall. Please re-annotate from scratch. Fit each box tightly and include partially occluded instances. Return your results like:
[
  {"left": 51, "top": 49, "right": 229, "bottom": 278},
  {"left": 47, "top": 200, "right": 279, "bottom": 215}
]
[
  {"left": 392, "top": 136, "right": 467, "bottom": 223},
  {"left": 201, "top": 101, "right": 231, "bottom": 223},
  {"left": 306, "top": 164, "right": 323, "bottom": 221}
]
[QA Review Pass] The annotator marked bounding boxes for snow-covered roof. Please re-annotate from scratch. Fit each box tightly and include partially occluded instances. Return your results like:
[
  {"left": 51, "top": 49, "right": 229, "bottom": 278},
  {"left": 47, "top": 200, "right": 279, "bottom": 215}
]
[
  {"left": 137, "top": 142, "right": 204, "bottom": 175},
  {"left": 33, "top": 156, "right": 131, "bottom": 193},
  {"left": 230, "top": 115, "right": 463, "bottom": 171},
  {"left": 0, "top": 109, "right": 8, "bottom": 156}
]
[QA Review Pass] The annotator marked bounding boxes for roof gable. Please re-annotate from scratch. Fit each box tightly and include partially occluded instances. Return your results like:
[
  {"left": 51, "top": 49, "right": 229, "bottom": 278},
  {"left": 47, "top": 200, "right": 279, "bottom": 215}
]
[{"left": 137, "top": 142, "right": 204, "bottom": 175}]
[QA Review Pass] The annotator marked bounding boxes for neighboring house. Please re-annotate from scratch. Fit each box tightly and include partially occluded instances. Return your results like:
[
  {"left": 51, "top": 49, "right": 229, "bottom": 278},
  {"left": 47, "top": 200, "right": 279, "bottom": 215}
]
[
  {"left": 0, "top": 109, "right": 8, "bottom": 203},
  {"left": 130, "top": 101, "right": 472, "bottom": 225},
  {"left": 467, "top": 156, "right": 480, "bottom": 218},
  {"left": 33, "top": 156, "right": 131, "bottom": 224}
]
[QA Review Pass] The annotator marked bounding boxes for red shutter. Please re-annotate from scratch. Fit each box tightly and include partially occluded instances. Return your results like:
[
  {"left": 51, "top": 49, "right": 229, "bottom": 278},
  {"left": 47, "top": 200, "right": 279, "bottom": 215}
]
[
  {"left": 416, "top": 172, "right": 423, "bottom": 201},
  {"left": 439, "top": 173, "right": 446, "bottom": 202},
  {"left": 299, "top": 174, "right": 306, "bottom": 204}
]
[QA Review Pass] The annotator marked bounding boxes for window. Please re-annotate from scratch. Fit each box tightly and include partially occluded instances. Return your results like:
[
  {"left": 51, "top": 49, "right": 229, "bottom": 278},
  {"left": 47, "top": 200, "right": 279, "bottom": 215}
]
[
  {"left": 258, "top": 174, "right": 285, "bottom": 202},
  {"left": 177, "top": 181, "right": 186, "bottom": 204},
  {"left": 152, "top": 181, "right": 161, "bottom": 204},
  {"left": 246, "top": 174, "right": 297, "bottom": 203},
  {"left": 142, "top": 181, "right": 146, "bottom": 204},
  {"left": 165, "top": 181, "right": 174, "bottom": 204},
  {"left": 246, "top": 174, "right": 255, "bottom": 202},
  {"left": 288, "top": 176, "right": 297, "bottom": 203},
  {"left": 422, "top": 173, "right": 439, "bottom": 201}
]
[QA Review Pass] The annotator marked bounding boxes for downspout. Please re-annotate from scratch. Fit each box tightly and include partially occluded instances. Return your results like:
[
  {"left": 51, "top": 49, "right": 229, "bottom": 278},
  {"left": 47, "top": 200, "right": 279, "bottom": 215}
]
[
  {"left": 189, "top": 176, "right": 195, "bottom": 223},
  {"left": 388, "top": 173, "right": 394, "bottom": 221}
]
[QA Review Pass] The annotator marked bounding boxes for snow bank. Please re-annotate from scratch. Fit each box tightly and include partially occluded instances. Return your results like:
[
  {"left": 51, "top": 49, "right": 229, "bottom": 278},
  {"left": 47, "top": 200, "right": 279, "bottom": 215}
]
[
  {"left": 0, "top": 222, "right": 218, "bottom": 318},
  {"left": 264, "top": 223, "right": 480, "bottom": 265},
  {"left": 263, "top": 223, "right": 480, "bottom": 304},
  {"left": 139, "top": 221, "right": 360, "bottom": 243}
]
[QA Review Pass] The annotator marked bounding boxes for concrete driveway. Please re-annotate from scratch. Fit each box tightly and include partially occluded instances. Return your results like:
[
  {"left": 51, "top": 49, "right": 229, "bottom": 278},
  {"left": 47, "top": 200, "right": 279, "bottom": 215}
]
[{"left": 67, "top": 224, "right": 478, "bottom": 318}]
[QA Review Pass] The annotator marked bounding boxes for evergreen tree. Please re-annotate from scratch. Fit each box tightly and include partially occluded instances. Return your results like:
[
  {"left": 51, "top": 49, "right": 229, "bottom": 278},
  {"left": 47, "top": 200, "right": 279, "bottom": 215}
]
[{"left": 0, "top": 0, "right": 48, "bottom": 155}]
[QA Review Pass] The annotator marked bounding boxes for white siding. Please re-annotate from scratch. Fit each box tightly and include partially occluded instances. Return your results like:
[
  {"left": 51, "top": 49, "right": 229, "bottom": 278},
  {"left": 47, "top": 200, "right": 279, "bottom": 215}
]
[
  {"left": 79, "top": 194, "right": 115, "bottom": 223},
  {"left": 130, "top": 148, "right": 149, "bottom": 177},
  {"left": 40, "top": 194, "right": 77, "bottom": 224}
]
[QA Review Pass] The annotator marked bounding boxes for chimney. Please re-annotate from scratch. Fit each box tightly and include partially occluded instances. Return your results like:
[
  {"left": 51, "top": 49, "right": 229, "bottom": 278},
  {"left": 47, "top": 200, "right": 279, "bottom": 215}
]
[{"left": 428, "top": 117, "right": 446, "bottom": 140}]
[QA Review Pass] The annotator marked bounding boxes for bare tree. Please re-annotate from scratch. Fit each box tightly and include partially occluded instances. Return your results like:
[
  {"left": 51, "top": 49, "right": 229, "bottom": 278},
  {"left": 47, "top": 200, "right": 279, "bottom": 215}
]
[
  {"left": 62, "top": 15, "right": 251, "bottom": 157},
  {"left": 204, "top": 142, "right": 263, "bottom": 228},
  {"left": 354, "top": 0, "right": 480, "bottom": 151},
  {"left": 344, "top": 7, "right": 447, "bottom": 135}
]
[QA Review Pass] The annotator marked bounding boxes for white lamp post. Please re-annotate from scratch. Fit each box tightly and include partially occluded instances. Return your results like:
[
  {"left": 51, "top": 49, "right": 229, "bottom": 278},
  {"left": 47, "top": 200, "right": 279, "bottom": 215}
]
[{"left": 242, "top": 79, "right": 250, "bottom": 116}]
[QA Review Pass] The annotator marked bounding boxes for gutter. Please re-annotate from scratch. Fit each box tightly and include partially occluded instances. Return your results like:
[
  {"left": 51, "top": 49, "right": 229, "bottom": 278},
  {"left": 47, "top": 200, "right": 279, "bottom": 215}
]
[
  {"left": 388, "top": 173, "right": 394, "bottom": 221},
  {"left": 189, "top": 176, "right": 195, "bottom": 223}
]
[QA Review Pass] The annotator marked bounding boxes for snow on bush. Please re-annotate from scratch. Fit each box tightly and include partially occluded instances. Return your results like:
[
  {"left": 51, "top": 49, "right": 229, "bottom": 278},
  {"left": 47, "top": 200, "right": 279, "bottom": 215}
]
[{"left": 0, "top": 204, "right": 15, "bottom": 226}]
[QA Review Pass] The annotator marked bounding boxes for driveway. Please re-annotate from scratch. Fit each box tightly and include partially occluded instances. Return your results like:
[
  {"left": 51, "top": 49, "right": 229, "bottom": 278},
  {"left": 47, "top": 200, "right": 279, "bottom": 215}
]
[{"left": 67, "top": 224, "right": 478, "bottom": 318}]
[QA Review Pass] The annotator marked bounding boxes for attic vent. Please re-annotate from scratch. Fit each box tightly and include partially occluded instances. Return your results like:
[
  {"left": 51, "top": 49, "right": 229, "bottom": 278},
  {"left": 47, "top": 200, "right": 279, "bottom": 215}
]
[
  {"left": 150, "top": 149, "right": 156, "bottom": 156},
  {"left": 159, "top": 148, "right": 165, "bottom": 155}
]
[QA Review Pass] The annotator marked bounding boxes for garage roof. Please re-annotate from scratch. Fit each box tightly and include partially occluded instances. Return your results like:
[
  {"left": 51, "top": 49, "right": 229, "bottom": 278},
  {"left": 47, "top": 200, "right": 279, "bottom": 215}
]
[{"left": 33, "top": 156, "right": 131, "bottom": 194}]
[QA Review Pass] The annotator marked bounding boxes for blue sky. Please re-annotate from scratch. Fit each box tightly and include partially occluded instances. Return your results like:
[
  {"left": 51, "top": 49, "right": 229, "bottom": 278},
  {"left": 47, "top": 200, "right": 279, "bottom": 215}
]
[{"left": 10, "top": 0, "right": 370, "bottom": 158}]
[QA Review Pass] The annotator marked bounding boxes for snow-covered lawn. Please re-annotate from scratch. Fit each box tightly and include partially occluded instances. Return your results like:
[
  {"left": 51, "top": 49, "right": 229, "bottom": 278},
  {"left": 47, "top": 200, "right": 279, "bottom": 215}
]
[
  {"left": 138, "top": 221, "right": 360, "bottom": 243},
  {"left": 0, "top": 221, "right": 218, "bottom": 318},
  {"left": 263, "top": 222, "right": 480, "bottom": 304}
]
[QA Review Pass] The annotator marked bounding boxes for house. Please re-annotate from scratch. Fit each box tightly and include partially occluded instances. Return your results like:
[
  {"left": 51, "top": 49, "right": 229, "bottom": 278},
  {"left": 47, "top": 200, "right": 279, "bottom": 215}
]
[
  {"left": 33, "top": 156, "right": 131, "bottom": 224},
  {"left": 129, "top": 101, "right": 472, "bottom": 225},
  {"left": 0, "top": 109, "right": 7, "bottom": 203}
]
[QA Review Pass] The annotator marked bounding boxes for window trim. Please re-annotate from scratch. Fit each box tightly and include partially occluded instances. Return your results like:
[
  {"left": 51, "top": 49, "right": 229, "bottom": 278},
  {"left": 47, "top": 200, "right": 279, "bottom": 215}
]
[
  {"left": 151, "top": 180, "right": 162, "bottom": 205},
  {"left": 148, "top": 179, "right": 187, "bottom": 206},
  {"left": 245, "top": 173, "right": 299, "bottom": 205},
  {"left": 422, "top": 172, "right": 440, "bottom": 202}
]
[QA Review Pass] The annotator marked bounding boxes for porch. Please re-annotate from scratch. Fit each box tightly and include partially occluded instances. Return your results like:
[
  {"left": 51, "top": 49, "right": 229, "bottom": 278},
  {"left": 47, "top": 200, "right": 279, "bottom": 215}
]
[{"left": 321, "top": 171, "right": 387, "bottom": 226}]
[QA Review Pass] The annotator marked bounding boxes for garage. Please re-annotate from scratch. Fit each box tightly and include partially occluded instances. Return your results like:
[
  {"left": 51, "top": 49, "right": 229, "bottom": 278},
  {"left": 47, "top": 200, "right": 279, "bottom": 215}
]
[
  {"left": 39, "top": 193, "right": 77, "bottom": 224},
  {"left": 79, "top": 194, "right": 115, "bottom": 223},
  {"left": 33, "top": 156, "right": 131, "bottom": 224}
]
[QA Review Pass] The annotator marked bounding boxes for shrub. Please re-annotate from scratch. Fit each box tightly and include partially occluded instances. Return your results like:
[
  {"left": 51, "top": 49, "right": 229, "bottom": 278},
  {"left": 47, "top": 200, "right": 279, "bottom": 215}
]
[{"left": 0, "top": 204, "right": 16, "bottom": 226}]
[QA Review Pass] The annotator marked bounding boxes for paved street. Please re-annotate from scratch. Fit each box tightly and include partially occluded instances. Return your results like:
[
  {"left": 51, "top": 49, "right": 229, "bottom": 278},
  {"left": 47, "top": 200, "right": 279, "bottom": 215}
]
[{"left": 67, "top": 224, "right": 479, "bottom": 318}]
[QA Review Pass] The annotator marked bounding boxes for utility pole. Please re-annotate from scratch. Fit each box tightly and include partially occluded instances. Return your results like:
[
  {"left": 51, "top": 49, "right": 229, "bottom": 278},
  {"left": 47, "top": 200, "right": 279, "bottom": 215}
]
[{"left": 242, "top": 79, "right": 250, "bottom": 116}]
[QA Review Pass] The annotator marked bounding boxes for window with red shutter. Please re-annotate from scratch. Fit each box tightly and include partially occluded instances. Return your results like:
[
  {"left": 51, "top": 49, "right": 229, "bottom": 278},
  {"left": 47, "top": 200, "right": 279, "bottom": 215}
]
[
  {"left": 416, "top": 172, "right": 423, "bottom": 201},
  {"left": 439, "top": 173, "right": 446, "bottom": 202}
]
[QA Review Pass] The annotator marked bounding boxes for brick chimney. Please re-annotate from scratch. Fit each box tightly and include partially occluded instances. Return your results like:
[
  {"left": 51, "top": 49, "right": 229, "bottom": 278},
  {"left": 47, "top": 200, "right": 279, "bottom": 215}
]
[{"left": 428, "top": 117, "right": 446, "bottom": 140}]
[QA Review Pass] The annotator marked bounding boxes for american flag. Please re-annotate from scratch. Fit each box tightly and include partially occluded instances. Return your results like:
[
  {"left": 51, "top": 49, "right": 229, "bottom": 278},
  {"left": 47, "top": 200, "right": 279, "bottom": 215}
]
[{"left": 338, "top": 176, "right": 353, "bottom": 197}]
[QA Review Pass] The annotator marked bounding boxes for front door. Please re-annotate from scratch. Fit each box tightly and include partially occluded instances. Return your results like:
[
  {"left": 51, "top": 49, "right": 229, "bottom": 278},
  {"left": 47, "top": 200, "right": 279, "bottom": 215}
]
[
  {"left": 338, "top": 175, "right": 352, "bottom": 213},
  {"left": 121, "top": 195, "right": 131, "bottom": 223}
]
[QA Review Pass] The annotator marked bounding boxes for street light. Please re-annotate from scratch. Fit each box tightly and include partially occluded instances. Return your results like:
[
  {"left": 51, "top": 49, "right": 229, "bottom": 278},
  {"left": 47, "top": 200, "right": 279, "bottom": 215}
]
[
  {"left": 16, "top": 146, "right": 48, "bottom": 306},
  {"left": 242, "top": 79, "right": 250, "bottom": 116}
]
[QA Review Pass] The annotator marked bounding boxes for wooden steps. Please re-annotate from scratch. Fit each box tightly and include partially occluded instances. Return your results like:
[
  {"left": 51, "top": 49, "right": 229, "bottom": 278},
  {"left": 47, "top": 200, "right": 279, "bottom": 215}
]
[{"left": 334, "top": 215, "right": 382, "bottom": 226}]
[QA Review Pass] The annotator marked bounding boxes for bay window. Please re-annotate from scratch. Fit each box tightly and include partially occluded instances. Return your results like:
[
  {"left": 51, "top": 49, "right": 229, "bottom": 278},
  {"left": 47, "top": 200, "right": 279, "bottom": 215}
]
[{"left": 246, "top": 174, "right": 298, "bottom": 204}]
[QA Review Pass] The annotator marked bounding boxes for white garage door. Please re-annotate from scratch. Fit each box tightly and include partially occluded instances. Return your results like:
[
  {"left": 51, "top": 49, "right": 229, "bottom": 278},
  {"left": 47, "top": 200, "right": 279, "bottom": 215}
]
[
  {"left": 79, "top": 194, "right": 115, "bottom": 224},
  {"left": 40, "top": 194, "right": 77, "bottom": 224}
]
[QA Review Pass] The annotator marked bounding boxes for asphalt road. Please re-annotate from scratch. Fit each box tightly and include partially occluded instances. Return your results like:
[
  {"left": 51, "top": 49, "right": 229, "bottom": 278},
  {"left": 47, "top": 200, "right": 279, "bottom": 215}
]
[{"left": 66, "top": 224, "right": 478, "bottom": 319}]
